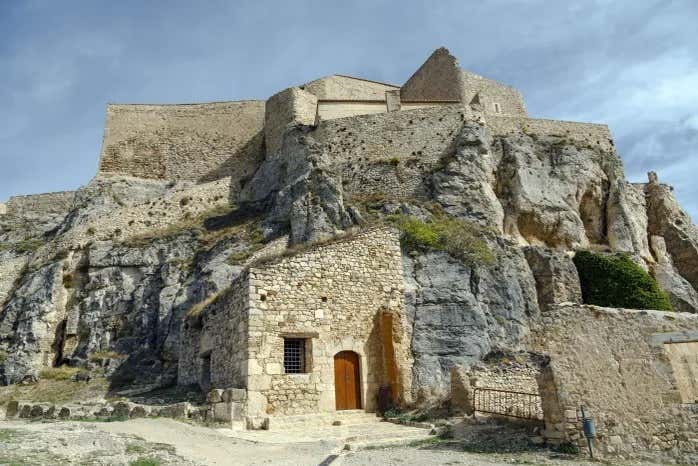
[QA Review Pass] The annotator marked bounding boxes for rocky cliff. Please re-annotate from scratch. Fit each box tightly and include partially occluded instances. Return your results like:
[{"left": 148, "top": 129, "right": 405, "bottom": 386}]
[{"left": 1, "top": 106, "right": 696, "bottom": 400}]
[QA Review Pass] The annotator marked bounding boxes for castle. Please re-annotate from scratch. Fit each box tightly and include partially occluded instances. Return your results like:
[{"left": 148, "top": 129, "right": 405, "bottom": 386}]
[{"left": 1, "top": 48, "right": 697, "bottom": 462}]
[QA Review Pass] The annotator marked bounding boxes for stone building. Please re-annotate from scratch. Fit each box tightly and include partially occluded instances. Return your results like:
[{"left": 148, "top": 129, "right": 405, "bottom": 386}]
[
  {"left": 179, "top": 228, "right": 412, "bottom": 424},
  {"left": 2, "top": 46, "right": 697, "bottom": 463}
]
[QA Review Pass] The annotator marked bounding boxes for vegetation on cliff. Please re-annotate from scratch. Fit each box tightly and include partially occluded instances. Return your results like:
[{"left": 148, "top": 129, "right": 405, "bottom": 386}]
[
  {"left": 573, "top": 250, "right": 673, "bottom": 311},
  {"left": 391, "top": 215, "right": 495, "bottom": 267}
]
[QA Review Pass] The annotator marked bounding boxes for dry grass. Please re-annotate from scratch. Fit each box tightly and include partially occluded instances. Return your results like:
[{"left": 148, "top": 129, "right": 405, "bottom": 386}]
[
  {"left": 0, "top": 375, "right": 110, "bottom": 405},
  {"left": 39, "top": 366, "right": 80, "bottom": 381},
  {"left": 88, "top": 351, "right": 128, "bottom": 361},
  {"left": 185, "top": 289, "right": 227, "bottom": 318}
]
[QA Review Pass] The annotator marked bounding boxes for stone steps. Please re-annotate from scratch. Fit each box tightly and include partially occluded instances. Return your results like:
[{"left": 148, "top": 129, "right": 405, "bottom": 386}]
[{"left": 265, "top": 410, "right": 381, "bottom": 430}]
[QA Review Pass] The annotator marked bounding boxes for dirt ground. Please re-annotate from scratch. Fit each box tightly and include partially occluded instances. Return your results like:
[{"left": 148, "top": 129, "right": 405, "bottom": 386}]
[{"left": 0, "top": 418, "right": 666, "bottom": 466}]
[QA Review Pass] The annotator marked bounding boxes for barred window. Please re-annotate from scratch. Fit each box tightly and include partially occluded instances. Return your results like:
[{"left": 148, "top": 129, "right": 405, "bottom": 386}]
[
  {"left": 284, "top": 338, "right": 306, "bottom": 373},
  {"left": 494, "top": 102, "right": 501, "bottom": 113}
]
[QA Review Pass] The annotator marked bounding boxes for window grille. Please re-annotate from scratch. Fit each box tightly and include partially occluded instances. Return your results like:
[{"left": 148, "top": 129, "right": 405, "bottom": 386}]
[
  {"left": 494, "top": 103, "right": 501, "bottom": 113},
  {"left": 284, "top": 338, "right": 306, "bottom": 373}
]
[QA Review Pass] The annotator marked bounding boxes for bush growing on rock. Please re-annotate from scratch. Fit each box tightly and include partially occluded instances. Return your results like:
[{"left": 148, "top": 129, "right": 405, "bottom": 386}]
[
  {"left": 573, "top": 250, "right": 673, "bottom": 311},
  {"left": 391, "top": 215, "right": 495, "bottom": 267}
]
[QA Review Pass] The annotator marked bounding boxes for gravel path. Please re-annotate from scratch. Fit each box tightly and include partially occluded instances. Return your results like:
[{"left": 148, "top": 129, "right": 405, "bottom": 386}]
[{"left": 0, "top": 419, "right": 667, "bottom": 466}]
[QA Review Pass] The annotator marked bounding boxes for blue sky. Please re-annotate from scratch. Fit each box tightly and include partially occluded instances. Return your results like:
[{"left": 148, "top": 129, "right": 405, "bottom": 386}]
[{"left": 1, "top": 1, "right": 697, "bottom": 218}]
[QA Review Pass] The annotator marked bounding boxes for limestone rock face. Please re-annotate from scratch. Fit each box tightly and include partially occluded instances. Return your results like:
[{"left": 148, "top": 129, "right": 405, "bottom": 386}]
[
  {"left": 523, "top": 246, "right": 582, "bottom": 310},
  {"left": 646, "top": 180, "right": 698, "bottom": 295},
  {"left": 0, "top": 261, "right": 66, "bottom": 384},
  {"left": 432, "top": 123, "right": 504, "bottom": 229},
  {"left": 650, "top": 235, "right": 698, "bottom": 313},
  {"left": 240, "top": 126, "right": 356, "bottom": 243},
  {"left": 402, "top": 239, "right": 539, "bottom": 399}
]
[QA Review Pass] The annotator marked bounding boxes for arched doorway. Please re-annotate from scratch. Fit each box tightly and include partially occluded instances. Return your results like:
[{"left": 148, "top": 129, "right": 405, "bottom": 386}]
[{"left": 334, "top": 351, "right": 361, "bottom": 410}]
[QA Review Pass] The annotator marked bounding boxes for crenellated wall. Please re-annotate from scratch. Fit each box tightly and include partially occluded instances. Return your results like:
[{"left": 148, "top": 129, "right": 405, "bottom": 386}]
[{"left": 98, "top": 101, "right": 265, "bottom": 189}]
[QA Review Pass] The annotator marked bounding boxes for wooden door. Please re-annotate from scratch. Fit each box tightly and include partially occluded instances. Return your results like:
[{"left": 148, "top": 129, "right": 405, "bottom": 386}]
[{"left": 334, "top": 351, "right": 361, "bottom": 410}]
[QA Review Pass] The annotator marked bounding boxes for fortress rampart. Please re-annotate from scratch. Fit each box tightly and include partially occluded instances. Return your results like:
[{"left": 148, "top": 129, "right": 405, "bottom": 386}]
[{"left": 98, "top": 101, "right": 265, "bottom": 189}]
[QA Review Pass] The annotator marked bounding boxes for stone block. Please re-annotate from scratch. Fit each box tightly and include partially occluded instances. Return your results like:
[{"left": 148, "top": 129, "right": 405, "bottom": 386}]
[
  {"left": 130, "top": 405, "right": 148, "bottom": 418},
  {"left": 112, "top": 401, "right": 131, "bottom": 418},
  {"left": 207, "top": 389, "right": 224, "bottom": 403},
  {"left": 213, "top": 402, "right": 233, "bottom": 422},
  {"left": 29, "top": 405, "right": 45, "bottom": 419},
  {"left": 58, "top": 407, "right": 71, "bottom": 419},
  {"left": 222, "top": 388, "right": 247, "bottom": 403},
  {"left": 5, "top": 400, "right": 19, "bottom": 418}
]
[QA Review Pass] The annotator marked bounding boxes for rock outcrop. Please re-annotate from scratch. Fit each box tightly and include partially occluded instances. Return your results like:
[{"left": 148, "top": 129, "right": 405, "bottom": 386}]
[{"left": 1, "top": 104, "right": 697, "bottom": 396}]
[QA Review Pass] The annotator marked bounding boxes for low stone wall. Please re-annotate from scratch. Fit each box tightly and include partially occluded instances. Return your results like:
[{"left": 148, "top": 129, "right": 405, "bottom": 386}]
[
  {"left": 179, "top": 275, "right": 250, "bottom": 391},
  {"left": 98, "top": 101, "right": 265, "bottom": 186},
  {"left": 302, "top": 75, "right": 398, "bottom": 101},
  {"left": 533, "top": 304, "right": 698, "bottom": 463},
  {"left": 4, "top": 399, "right": 202, "bottom": 421},
  {"left": 486, "top": 116, "right": 614, "bottom": 153}
]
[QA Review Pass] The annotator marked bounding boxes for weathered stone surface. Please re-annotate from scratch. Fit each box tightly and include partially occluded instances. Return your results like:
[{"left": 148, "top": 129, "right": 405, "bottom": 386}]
[
  {"left": 240, "top": 127, "right": 355, "bottom": 243},
  {"left": 523, "top": 246, "right": 581, "bottom": 310},
  {"left": 449, "top": 367, "right": 473, "bottom": 415},
  {"left": 432, "top": 122, "right": 504, "bottom": 229},
  {"left": 650, "top": 236, "right": 698, "bottom": 313},
  {"left": 403, "top": 238, "right": 539, "bottom": 399},
  {"left": 646, "top": 176, "right": 698, "bottom": 294}
]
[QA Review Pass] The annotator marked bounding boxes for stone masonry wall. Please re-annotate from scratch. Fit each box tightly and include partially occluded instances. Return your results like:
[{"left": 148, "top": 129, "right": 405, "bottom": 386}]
[
  {"left": 486, "top": 115, "right": 614, "bottom": 153},
  {"left": 244, "top": 227, "right": 410, "bottom": 417},
  {"left": 301, "top": 75, "right": 398, "bottom": 101},
  {"left": 311, "top": 105, "right": 465, "bottom": 201},
  {"left": 533, "top": 304, "right": 698, "bottom": 463},
  {"left": 265, "top": 87, "right": 318, "bottom": 155},
  {"left": 461, "top": 70, "right": 527, "bottom": 117},
  {"left": 401, "top": 47, "right": 464, "bottom": 103},
  {"left": 179, "top": 275, "right": 250, "bottom": 390},
  {"left": 98, "top": 101, "right": 265, "bottom": 187}
]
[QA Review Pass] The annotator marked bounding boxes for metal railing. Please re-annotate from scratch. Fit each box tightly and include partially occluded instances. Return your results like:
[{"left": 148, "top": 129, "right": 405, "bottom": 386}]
[{"left": 473, "top": 387, "right": 543, "bottom": 420}]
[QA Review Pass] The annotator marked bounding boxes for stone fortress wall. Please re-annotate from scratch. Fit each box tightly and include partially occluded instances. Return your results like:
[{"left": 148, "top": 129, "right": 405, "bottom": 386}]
[
  {"left": 533, "top": 304, "right": 698, "bottom": 461},
  {"left": 307, "top": 104, "right": 616, "bottom": 203},
  {"left": 98, "top": 101, "right": 265, "bottom": 191},
  {"left": 400, "top": 47, "right": 527, "bottom": 117}
]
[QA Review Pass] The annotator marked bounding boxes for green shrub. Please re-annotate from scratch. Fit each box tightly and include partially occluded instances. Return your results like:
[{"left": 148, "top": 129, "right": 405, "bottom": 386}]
[
  {"left": 573, "top": 251, "right": 673, "bottom": 311},
  {"left": 391, "top": 215, "right": 495, "bottom": 267},
  {"left": 129, "top": 458, "right": 162, "bottom": 466},
  {"left": 13, "top": 239, "right": 43, "bottom": 253}
]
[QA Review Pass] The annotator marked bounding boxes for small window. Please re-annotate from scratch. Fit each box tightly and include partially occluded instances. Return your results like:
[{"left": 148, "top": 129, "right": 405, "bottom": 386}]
[
  {"left": 494, "top": 103, "right": 501, "bottom": 113},
  {"left": 284, "top": 338, "right": 306, "bottom": 373}
]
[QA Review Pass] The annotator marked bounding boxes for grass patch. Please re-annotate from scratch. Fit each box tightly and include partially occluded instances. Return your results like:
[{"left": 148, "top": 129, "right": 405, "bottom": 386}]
[
  {"left": 390, "top": 215, "right": 495, "bottom": 267},
  {"left": 0, "top": 238, "right": 44, "bottom": 254},
  {"left": 0, "top": 429, "right": 23, "bottom": 443},
  {"left": 130, "top": 457, "right": 163, "bottom": 466},
  {"left": 185, "top": 289, "right": 227, "bottom": 318},
  {"left": 39, "top": 366, "right": 80, "bottom": 381},
  {"left": 0, "top": 375, "right": 109, "bottom": 405},
  {"left": 88, "top": 351, "right": 127, "bottom": 361},
  {"left": 126, "top": 444, "right": 147, "bottom": 454},
  {"left": 574, "top": 250, "right": 673, "bottom": 311}
]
